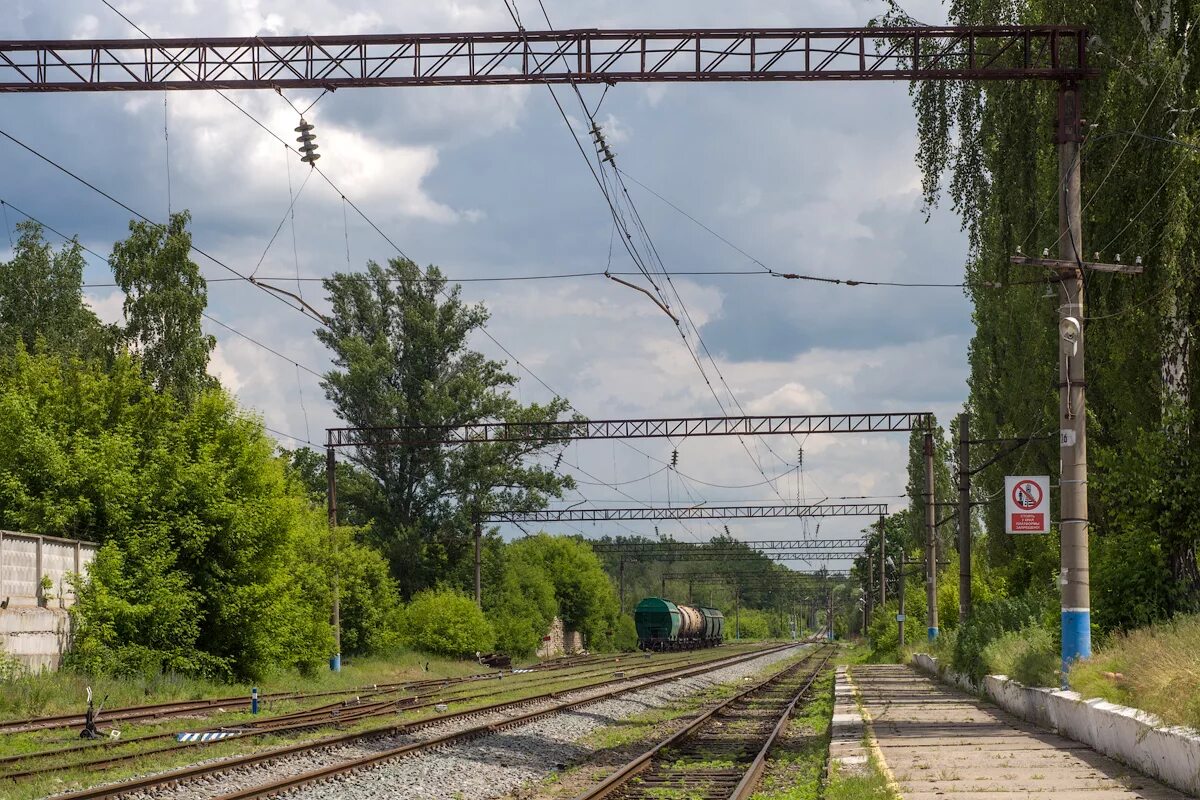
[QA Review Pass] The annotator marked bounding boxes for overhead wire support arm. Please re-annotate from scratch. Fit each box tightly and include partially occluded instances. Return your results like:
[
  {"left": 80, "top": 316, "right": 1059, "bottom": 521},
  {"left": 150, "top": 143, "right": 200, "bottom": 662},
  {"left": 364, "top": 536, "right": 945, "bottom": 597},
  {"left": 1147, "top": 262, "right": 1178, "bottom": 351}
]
[{"left": 0, "top": 27, "right": 1094, "bottom": 92}]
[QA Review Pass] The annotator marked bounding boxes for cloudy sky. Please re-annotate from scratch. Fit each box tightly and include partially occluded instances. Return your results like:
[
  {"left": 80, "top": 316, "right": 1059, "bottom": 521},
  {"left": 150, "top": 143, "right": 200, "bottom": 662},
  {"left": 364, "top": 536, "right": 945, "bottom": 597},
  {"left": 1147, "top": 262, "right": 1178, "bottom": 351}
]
[{"left": 0, "top": 0, "right": 971, "bottom": 568}]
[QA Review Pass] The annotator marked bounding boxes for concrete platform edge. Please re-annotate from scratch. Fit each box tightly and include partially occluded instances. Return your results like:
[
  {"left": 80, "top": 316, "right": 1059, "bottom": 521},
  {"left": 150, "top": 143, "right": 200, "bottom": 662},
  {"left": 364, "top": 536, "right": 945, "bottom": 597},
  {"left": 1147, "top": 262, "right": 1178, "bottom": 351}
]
[{"left": 911, "top": 652, "right": 1200, "bottom": 796}]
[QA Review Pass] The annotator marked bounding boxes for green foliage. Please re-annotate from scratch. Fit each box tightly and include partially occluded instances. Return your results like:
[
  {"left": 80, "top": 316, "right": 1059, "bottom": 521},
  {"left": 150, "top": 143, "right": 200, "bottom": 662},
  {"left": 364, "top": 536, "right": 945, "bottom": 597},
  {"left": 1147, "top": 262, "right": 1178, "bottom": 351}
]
[
  {"left": 951, "top": 593, "right": 1055, "bottom": 682},
  {"left": 0, "top": 221, "right": 114, "bottom": 360},
  {"left": 0, "top": 348, "right": 345, "bottom": 679},
  {"left": 487, "top": 551, "right": 558, "bottom": 657},
  {"left": 613, "top": 614, "right": 639, "bottom": 651},
  {"left": 110, "top": 211, "right": 215, "bottom": 404},
  {"left": 399, "top": 587, "right": 494, "bottom": 657},
  {"left": 316, "top": 258, "right": 573, "bottom": 594},
  {"left": 981, "top": 625, "right": 1059, "bottom": 686},
  {"left": 506, "top": 534, "right": 619, "bottom": 648},
  {"left": 734, "top": 608, "right": 771, "bottom": 639},
  {"left": 894, "top": 0, "right": 1200, "bottom": 624}
]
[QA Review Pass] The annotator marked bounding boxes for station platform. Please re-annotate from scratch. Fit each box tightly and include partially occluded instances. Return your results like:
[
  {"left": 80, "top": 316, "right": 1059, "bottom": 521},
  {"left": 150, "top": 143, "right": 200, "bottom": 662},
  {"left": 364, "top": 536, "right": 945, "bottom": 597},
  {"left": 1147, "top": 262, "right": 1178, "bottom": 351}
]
[{"left": 848, "top": 664, "right": 1190, "bottom": 799}]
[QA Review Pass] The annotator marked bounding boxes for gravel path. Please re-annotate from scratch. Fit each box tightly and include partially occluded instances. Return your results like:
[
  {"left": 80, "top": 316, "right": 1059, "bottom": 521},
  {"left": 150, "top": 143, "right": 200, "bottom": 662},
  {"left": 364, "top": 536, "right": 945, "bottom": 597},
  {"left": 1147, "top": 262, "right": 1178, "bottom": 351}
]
[{"left": 288, "top": 644, "right": 807, "bottom": 800}]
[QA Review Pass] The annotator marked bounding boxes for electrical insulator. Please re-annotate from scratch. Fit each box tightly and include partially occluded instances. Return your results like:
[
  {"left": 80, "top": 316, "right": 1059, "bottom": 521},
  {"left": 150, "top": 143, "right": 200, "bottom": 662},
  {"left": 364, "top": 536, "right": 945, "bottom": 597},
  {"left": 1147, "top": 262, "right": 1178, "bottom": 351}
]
[
  {"left": 724, "top": 525, "right": 731, "bottom": 537},
  {"left": 295, "top": 118, "right": 320, "bottom": 164},
  {"left": 553, "top": 452, "right": 563, "bottom": 470},
  {"left": 670, "top": 449, "right": 678, "bottom": 468}
]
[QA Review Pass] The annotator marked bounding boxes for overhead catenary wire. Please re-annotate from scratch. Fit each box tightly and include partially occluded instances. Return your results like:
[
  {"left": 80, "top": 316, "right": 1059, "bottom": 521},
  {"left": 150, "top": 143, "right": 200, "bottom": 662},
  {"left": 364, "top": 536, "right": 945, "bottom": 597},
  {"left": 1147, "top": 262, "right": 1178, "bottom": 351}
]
[
  {"left": 0, "top": 197, "right": 327, "bottom": 380},
  {"left": 500, "top": 0, "right": 795, "bottom": 504},
  {"left": 0, "top": 125, "right": 328, "bottom": 325},
  {"left": 94, "top": 0, "right": 840, "bottom": 534}
]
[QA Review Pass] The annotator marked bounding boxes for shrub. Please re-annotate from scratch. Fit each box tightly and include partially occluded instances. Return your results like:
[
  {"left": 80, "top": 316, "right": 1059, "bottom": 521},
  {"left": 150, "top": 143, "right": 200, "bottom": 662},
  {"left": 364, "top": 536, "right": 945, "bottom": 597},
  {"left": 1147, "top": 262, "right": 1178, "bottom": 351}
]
[
  {"left": 951, "top": 594, "right": 1054, "bottom": 682},
  {"left": 399, "top": 588, "right": 494, "bottom": 658},
  {"left": 733, "top": 608, "right": 771, "bottom": 640},
  {"left": 487, "top": 555, "right": 557, "bottom": 657},
  {"left": 506, "top": 534, "right": 619, "bottom": 646},
  {"left": 613, "top": 615, "right": 639, "bottom": 651},
  {"left": 982, "top": 625, "right": 1058, "bottom": 686}
]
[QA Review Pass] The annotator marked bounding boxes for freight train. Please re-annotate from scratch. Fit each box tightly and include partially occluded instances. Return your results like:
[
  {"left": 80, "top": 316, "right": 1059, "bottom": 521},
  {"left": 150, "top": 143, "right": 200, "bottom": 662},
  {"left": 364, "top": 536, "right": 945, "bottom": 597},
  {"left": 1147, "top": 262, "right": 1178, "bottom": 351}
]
[{"left": 633, "top": 597, "right": 725, "bottom": 651}]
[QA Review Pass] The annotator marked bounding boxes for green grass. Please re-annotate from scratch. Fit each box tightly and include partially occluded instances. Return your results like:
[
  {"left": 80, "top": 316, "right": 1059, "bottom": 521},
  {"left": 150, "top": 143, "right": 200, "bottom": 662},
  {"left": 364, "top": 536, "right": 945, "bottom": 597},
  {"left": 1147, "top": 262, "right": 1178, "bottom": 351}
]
[
  {"left": 0, "top": 650, "right": 488, "bottom": 723},
  {"left": 0, "top": 645, "right": 771, "bottom": 800},
  {"left": 748, "top": 668, "right": 834, "bottom": 800},
  {"left": 1070, "top": 613, "right": 1200, "bottom": 729},
  {"left": 825, "top": 755, "right": 898, "bottom": 800}
]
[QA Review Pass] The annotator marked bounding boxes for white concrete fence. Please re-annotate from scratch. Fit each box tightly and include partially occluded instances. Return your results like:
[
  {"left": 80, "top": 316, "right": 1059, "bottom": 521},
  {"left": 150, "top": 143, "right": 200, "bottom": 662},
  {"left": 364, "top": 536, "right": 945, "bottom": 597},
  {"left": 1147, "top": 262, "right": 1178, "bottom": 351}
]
[
  {"left": 0, "top": 531, "right": 98, "bottom": 671},
  {"left": 0, "top": 530, "right": 97, "bottom": 608}
]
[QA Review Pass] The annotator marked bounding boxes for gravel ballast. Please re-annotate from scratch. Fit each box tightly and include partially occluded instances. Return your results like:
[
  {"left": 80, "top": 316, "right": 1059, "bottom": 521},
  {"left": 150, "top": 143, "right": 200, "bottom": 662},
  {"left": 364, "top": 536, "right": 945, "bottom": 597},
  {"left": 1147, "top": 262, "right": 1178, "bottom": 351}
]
[{"left": 287, "top": 644, "right": 807, "bottom": 800}]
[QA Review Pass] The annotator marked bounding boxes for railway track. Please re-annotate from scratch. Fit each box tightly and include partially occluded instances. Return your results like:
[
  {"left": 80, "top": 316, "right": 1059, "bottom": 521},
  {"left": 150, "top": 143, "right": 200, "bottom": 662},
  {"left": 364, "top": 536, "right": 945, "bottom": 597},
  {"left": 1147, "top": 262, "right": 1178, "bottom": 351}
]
[
  {"left": 44, "top": 642, "right": 805, "bottom": 800},
  {"left": 0, "top": 651, "right": 622, "bottom": 735},
  {"left": 0, "top": 647, "right": 731, "bottom": 781},
  {"left": 572, "top": 644, "right": 834, "bottom": 799}
]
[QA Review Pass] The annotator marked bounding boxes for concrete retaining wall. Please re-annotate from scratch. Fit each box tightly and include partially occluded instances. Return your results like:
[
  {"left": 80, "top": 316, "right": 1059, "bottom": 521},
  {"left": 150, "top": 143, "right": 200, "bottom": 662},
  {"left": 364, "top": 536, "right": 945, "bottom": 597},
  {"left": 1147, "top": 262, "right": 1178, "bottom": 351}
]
[
  {"left": 0, "top": 531, "right": 97, "bottom": 671},
  {"left": 912, "top": 653, "right": 1200, "bottom": 796}
]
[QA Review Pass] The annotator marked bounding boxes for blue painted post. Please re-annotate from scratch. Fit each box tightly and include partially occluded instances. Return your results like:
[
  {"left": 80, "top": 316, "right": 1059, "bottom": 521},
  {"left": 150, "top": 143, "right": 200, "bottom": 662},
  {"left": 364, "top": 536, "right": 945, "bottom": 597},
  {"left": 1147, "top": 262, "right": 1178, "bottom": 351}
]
[
  {"left": 251, "top": 687, "right": 258, "bottom": 714},
  {"left": 924, "top": 431, "right": 939, "bottom": 642},
  {"left": 1057, "top": 82, "right": 1090, "bottom": 685}
]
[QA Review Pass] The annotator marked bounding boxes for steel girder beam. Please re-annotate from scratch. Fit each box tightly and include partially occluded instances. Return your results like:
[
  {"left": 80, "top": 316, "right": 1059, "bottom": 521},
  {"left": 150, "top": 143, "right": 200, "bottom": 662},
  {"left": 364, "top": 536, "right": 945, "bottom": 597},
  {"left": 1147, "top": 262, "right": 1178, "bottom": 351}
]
[
  {"left": 0, "top": 27, "right": 1093, "bottom": 93},
  {"left": 327, "top": 413, "right": 931, "bottom": 448},
  {"left": 491, "top": 502, "right": 886, "bottom": 523}
]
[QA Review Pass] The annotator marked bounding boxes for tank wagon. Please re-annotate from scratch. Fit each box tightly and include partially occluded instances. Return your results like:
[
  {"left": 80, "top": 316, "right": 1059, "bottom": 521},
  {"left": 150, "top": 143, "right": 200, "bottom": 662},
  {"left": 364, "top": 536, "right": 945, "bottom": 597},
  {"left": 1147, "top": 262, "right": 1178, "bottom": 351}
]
[{"left": 633, "top": 597, "right": 725, "bottom": 651}]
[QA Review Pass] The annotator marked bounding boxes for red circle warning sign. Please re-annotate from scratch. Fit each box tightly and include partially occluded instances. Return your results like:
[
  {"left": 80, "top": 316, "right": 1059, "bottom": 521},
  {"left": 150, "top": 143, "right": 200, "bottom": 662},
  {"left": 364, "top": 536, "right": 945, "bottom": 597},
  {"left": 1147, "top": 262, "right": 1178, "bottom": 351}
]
[
  {"left": 1005, "top": 475, "right": 1049, "bottom": 534},
  {"left": 1011, "top": 479, "right": 1043, "bottom": 510}
]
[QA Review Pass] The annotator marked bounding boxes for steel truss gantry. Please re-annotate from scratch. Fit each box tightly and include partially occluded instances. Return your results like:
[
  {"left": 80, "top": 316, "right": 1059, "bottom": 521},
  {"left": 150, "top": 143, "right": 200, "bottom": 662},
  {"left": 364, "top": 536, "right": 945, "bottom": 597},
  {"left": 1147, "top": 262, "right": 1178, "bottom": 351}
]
[
  {"left": 591, "top": 538, "right": 866, "bottom": 554},
  {"left": 490, "top": 502, "right": 885, "bottom": 523},
  {"left": 661, "top": 570, "right": 848, "bottom": 581},
  {"left": 327, "top": 413, "right": 931, "bottom": 448},
  {"left": 0, "top": 27, "right": 1092, "bottom": 92}
]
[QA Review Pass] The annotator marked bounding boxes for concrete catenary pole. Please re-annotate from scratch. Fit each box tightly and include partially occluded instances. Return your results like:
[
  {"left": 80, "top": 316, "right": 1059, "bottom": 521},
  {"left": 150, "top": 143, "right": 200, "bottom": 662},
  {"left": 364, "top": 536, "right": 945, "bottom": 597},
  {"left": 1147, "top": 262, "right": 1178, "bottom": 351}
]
[
  {"left": 924, "top": 430, "right": 938, "bottom": 641},
  {"left": 878, "top": 514, "right": 886, "bottom": 607},
  {"left": 326, "top": 446, "right": 341, "bottom": 672},
  {"left": 474, "top": 518, "right": 482, "bottom": 607},
  {"left": 866, "top": 551, "right": 874, "bottom": 625},
  {"left": 897, "top": 550, "right": 906, "bottom": 647},
  {"left": 1058, "top": 81, "right": 1090, "bottom": 674},
  {"left": 958, "top": 412, "right": 972, "bottom": 622}
]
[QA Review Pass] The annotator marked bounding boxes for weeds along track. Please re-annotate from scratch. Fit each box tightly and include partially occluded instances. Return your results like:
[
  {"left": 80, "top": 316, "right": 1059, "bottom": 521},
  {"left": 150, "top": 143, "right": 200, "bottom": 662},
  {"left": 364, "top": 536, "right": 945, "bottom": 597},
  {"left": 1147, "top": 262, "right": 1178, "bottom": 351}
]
[
  {"left": 0, "top": 648, "right": 740, "bottom": 782},
  {"left": 0, "top": 652, "right": 619, "bottom": 735},
  {"left": 40, "top": 643, "right": 804, "bottom": 800},
  {"left": 573, "top": 644, "right": 834, "bottom": 800}
]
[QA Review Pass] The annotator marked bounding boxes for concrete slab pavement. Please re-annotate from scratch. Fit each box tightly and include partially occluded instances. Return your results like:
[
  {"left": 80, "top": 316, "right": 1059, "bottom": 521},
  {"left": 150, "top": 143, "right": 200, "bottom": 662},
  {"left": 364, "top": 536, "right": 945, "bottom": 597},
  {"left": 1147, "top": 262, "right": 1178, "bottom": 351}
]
[{"left": 851, "top": 664, "right": 1192, "bottom": 799}]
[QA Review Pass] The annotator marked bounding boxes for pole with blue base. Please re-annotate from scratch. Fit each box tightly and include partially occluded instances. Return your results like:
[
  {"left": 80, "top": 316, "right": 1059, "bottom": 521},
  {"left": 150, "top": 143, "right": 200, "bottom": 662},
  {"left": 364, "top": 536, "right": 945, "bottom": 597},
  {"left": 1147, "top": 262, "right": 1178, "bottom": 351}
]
[
  {"left": 924, "top": 430, "right": 938, "bottom": 643},
  {"left": 1056, "top": 81, "right": 1090, "bottom": 684}
]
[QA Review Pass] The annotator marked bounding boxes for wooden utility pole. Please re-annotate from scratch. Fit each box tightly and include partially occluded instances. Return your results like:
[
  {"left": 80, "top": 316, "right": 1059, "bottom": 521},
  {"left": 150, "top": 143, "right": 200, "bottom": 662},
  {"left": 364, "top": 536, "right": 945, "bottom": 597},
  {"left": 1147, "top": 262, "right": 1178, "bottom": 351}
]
[
  {"left": 924, "top": 430, "right": 938, "bottom": 641},
  {"left": 958, "top": 412, "right": 972, "bottom": 622},
  {"left": 325, "top": 446, "right": 341, "bottom": 672}
]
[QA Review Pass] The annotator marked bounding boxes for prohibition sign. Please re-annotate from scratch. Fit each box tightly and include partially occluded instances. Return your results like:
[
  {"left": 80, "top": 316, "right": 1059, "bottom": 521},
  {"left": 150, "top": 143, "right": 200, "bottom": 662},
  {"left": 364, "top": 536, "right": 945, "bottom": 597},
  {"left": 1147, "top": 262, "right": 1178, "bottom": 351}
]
[{"left": 1011, "top": 479, "right": 1042, "bottom": 510}]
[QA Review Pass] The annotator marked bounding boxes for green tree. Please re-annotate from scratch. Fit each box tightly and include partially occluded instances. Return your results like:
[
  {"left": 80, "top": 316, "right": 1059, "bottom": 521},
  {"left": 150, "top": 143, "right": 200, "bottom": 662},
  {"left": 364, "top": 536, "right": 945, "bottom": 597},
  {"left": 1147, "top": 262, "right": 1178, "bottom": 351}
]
[
  {"left": 316, "top": 258, "right": 574, "bottom": 594},
  {"left": 0, "top": 221, "right": 114, "bottom": 359},
  {"left": 0, "top": 347, "right": 347, "bottom": 679},
  {"left": 399, "top": 587, "right": 494, "bottom": 657},
  {"left": 888, "top": 0, "right": 1200, "bottom": 625},
  {"left": 507, "top": 534, "right": 620, "bottom": 647},
  {"left": 111, "top": 210, "right": 214, "bottom": 404}
]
